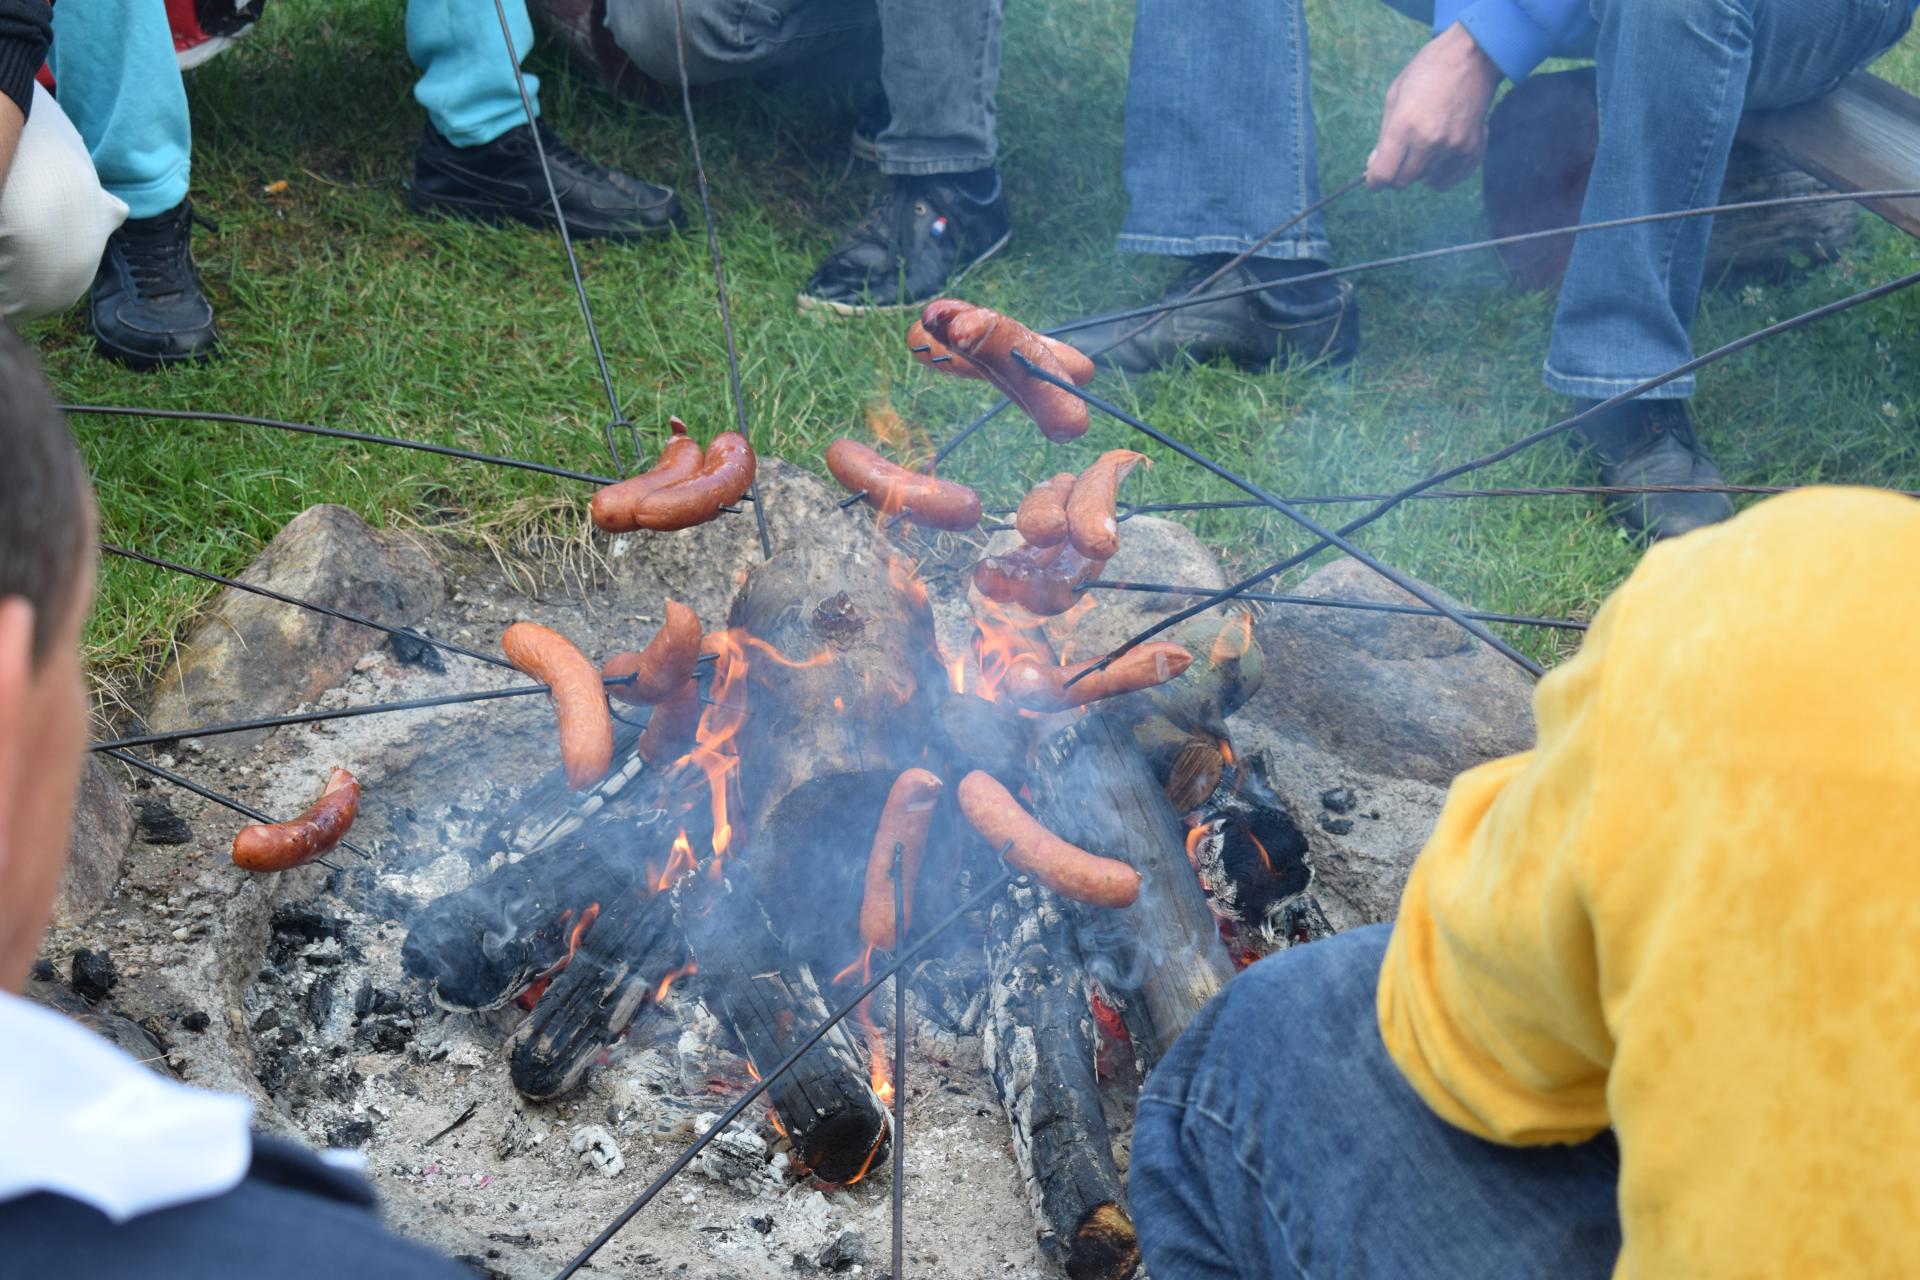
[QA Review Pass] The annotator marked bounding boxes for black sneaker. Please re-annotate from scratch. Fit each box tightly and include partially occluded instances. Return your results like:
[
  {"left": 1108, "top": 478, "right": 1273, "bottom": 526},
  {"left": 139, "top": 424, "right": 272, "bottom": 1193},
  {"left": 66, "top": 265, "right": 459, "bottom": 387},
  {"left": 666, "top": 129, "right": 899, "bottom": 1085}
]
[
  {"left": 1068, "top": 257, "right": 1357, "bottom": 376},
  {"left": 1572, "top": 398, "right": 1734, "bottom": 540},
  {"left": 798, "top": 171, "right": 1011, "bottom": 315},
  {"left": 408, "top": 122, "right": 684, "bottom": 240},
  {"left": 850, "top": 92, "right": 888, "bottom": 164},
  {"left": 89, "top": 199, "right": 220, "bottom": 369}
]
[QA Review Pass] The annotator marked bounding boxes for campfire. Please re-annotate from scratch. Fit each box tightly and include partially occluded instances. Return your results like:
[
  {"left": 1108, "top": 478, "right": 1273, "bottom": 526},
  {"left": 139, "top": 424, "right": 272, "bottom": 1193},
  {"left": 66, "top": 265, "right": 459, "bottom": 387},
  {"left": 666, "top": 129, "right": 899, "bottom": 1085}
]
[{"left": 380, "top": 473, "right": 1324, "bottom": 1275}]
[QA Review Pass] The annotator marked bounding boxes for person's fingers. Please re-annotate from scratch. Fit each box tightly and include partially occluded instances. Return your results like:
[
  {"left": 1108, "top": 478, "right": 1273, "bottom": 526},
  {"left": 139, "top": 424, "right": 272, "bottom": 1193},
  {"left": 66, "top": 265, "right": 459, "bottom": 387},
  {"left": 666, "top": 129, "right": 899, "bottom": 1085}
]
[
  {"left": 1389, "top": 137, "right": 1435, "bottom": 189},
  {"left": 1366, "top": 124, "right": 1409, "bottom": 189}
]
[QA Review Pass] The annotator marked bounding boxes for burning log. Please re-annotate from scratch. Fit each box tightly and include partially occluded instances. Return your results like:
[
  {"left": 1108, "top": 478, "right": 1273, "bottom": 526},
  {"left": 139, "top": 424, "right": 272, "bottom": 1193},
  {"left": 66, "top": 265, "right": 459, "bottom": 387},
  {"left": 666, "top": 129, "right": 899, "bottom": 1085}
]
[
  {"left": 506, "top": 889, "right": 684, "bottom": 1099},
  {"left": 678, "top": 870, "right": 891, "bottom": 1184},
  {"left": 985, "top": 879, "right": 1140, "bottom": 1280},
  {"left": 1027, "top": 713, "right": 1235, "bottom": 1066},
  {"left": 726, "top": 543, "right": 948, "bottom": 962}
]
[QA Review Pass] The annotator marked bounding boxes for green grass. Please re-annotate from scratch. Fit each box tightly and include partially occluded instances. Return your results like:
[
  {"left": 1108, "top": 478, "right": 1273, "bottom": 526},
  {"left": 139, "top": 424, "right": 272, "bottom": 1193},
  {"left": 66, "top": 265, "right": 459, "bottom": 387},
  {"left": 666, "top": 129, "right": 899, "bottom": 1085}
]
[{"left": 33, "top": 0, "right": 1920, "bottom": 700}]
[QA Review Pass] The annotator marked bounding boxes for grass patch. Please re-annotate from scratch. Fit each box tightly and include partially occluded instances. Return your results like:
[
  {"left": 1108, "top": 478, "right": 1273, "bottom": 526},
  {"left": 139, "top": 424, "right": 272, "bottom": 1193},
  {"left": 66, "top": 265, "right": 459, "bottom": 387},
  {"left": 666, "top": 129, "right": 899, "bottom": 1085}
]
[{"left": 32, "top": 0, "right": 1920, "bottom": 701}]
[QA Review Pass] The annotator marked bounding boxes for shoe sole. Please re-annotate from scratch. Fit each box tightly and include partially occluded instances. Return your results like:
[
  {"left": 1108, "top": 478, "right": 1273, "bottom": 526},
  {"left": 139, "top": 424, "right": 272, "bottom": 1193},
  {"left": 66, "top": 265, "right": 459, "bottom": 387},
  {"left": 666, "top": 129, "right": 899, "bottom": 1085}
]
[
  {"left": 91, "top": 338, "right": 220, "bottom": 372},
  {"left": 794, "top": 230, "right": 1012, "bottom": 318},
  {"left": 407, "top": 189, "right": 686, "bottom": 241}
]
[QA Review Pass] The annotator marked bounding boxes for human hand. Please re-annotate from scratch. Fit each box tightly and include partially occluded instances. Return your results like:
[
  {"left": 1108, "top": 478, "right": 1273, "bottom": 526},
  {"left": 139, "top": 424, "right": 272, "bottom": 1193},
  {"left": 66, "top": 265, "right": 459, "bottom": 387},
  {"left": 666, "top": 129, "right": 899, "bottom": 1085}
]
[{"left": 1366, "top": 23, "right": 1502, "bottom": 191}]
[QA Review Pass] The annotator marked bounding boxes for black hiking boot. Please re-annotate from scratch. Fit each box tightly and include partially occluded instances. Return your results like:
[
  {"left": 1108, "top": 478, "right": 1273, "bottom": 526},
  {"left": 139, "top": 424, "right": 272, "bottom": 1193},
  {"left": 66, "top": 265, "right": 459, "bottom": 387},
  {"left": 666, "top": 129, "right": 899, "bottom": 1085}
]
[
  {"left": 408, "top": 122, "right": 684, "bottom": 240},
  {"left": 1068, "top": 256, "right": 1358, "bottom": 375},
  {"left": 798, "top": 170, "right": 1011, "bottom": 315},
  {"left": 1572, "top": 397, "right": 1734, "bottom": 540},
  {"left": 88, "top": 199, "right": 220, "bottom": 369}
]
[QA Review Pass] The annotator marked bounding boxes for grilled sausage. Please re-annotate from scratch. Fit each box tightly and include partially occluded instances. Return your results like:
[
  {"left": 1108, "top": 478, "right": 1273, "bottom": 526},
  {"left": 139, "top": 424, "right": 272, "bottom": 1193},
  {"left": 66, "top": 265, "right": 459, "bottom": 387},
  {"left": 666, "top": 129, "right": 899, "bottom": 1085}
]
[
  {"left": 626, "top": 432, "right": 757, "bottom": 532},
  {"left": 1066, "top": 450, "right": 1149, "bottom": 560},
  {"left": 1003, "top": 642, "right": 1193, "bottom": 712},
  {"left": 590, "top": 418, "right": 704, "bottom": 533},
  {"left": 972, "top": 540, "right": 1107, "bottom": 617},
  {"left": 824, "top": 439, "right": 983, "bottom": 530},
  {"left": 921, "top": 301, "right": 1091, "bottom": 443},
  {"left": 858, "top": 768, "right": 945, "bottom": 949},
  {"left": 503, "top": 621, "right": 615, "bottom": 790},
  {"left": 604, "top": 600, "right": 702, "bottom": 705},
  {"left": 906, "top": 318, "right": 983, "bottom": 379},
  {"left": 636, "top": 677, "right": 702, "bottom": 765},
  {"left": 1014, "top": 473, "right": 1077, "bottom": 548},
  {"left": 956, "top": 771, "right": 1139, "bottom": 908},
  {"left": 916, "top": 301, "right": 1094, "bottom": 386},
  {"left": 231, "top": 767, "right": 359, "bottom": 872}
]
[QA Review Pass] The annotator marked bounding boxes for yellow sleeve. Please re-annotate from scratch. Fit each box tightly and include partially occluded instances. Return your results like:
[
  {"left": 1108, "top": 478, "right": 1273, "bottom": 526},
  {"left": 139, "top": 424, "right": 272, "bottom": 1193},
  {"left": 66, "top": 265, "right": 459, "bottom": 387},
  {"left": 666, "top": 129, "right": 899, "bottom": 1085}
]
[{"left": 1375, "top": 588, "right": 1627, "bottom": 1147}]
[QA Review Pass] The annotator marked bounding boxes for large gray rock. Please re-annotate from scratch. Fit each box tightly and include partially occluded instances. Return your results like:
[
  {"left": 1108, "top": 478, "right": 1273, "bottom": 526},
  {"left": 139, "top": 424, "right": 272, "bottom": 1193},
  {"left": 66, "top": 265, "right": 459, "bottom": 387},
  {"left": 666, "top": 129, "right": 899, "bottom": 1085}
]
[
  {"left": 52, "top": 755, "right": 132, "bottom": 928},
  {"left": 144, "top": 505, "right": 445, "bottom": 750},
  {"left": 1240, "top": 558, "right": 1538, "bottom": 788}
]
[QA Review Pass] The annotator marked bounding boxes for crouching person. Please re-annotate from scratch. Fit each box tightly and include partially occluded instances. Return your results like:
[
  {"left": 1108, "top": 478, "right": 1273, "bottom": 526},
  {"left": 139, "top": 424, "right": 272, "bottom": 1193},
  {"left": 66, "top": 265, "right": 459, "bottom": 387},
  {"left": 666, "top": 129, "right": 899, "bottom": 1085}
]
[
  {"left": 1131, "top": 486, "right": 1920, "bottom": 1278},
  {"left": 0, "top": 326, "right": 474, "bottom": 1278},
  {"left": 0, "top": 1, "right": 124, "bottom": 323}
]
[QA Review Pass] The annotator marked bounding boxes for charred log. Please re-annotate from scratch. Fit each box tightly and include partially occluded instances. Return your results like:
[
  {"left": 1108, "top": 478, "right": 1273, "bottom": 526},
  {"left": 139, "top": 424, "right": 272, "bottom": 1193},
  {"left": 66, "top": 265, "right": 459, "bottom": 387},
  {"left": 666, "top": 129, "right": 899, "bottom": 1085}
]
[
  {"left": 1028, "top": 713, "right": 1235, "bottom": 1066},
  {"left": 506, "top": 889, "right": 683, "bottom": 1099},
  {"left": 727, "top": 543, "right": 949, "bottom": 965},
  {"left": 1190, "top": 750, "right": 1334, "bottom": 956},
  {"left": 678, "top": 869, "right": 890, "bottom": 1184},
  {"left": 985, "top": 879, "right": 1140, "bottom": 1280}
]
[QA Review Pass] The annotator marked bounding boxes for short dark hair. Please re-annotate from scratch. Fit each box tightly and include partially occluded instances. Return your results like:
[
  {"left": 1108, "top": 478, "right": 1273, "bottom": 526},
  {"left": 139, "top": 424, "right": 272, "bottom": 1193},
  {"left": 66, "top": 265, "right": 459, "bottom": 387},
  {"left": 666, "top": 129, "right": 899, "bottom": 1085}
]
[{"left": 0, "top": 323, "right": 91, "bottom": 662}]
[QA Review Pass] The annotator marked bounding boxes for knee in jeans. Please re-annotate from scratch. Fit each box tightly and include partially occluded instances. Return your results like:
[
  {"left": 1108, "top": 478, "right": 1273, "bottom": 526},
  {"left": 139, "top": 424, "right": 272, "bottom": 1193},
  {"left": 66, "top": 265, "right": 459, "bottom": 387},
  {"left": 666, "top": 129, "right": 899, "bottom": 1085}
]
[
  {"left": 1589, "top": 0, "right": 1745, "bottom": 29},
  {"left": 606, "top": 0, "right": 745, "bottom": 84}
]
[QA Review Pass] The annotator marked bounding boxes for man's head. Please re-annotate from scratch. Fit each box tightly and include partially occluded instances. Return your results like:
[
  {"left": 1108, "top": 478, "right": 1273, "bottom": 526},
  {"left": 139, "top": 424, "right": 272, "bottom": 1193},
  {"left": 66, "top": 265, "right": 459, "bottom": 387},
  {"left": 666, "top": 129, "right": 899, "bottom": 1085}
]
[{"left": 0, "top": 323, "right": 95, "bottom": 992}]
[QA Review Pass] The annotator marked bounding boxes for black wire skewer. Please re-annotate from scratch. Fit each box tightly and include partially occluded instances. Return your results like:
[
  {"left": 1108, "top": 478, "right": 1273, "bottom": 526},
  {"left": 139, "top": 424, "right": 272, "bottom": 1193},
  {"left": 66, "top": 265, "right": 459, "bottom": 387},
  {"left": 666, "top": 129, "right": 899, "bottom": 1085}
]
[
  {"left": 486, "top": 0, "right": 639, "bottom": 473},
  {"left": 101, "top": 746, "right": 367, "bottom": 867},
  {"left": 551, "top": 862, "right": 1019, "bottom": 1280},
  {"left": 672, "top": 0, "right": 774, "bottom": 560},
  {"left": 1046, "top": 187, "right": 1920, "bottom": 339},
  {"left": 1009, "top": 351, "right": 1545, "bottom": 680},
  {"left": 59, "top": 404, "right": 618, "bottom": 485},
  {"left": 102, "top": 544, "right": 516, "bottom": 671},
  {"left": 1082, "top": 579, "right": 1589, "bottom": 631},
  {"left": 1065, "top": 265, "right": 1920, "bottom": 679},
  {"left": 891, "top": 841, "right": 908, "bottom": 1280}
]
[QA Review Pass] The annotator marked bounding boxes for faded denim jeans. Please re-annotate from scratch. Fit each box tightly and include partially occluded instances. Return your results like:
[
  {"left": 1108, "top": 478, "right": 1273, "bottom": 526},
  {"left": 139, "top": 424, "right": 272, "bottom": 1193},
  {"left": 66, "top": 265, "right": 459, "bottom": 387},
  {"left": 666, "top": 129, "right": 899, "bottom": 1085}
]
[
  {"left": 1129, "top": 925, "right": 1624, "bottom": 1279},
  {"left": 1121, "top": 0, "right": 1913, "bottom": 393},
  {"left": 606, "top": 0, "right": 1002, "bottom": 175}
]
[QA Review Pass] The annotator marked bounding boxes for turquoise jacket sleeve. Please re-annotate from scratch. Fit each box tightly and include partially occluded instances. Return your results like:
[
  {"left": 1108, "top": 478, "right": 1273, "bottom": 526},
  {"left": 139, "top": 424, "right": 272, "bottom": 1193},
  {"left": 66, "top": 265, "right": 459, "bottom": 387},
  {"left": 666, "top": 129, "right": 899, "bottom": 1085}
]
[{"left": 1432, "top": 0, "right": 1590, "bottom": 83}]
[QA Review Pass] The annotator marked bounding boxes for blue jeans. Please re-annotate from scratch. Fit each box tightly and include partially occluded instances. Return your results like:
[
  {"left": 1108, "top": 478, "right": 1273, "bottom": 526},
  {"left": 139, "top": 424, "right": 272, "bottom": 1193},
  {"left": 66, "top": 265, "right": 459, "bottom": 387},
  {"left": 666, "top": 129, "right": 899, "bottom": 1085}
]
[
  {"left": 50, "top": 0, "right": 546, "bottom": 217},
  {"left": 605, "top": 0, "right": 1002, "bottom": 175},
  {"left": 1121, "top": 0, "right": 1913, "bottom": 391},
  {"left": 1130, "top": 926, "right": 1623, "bottom": 1280}
]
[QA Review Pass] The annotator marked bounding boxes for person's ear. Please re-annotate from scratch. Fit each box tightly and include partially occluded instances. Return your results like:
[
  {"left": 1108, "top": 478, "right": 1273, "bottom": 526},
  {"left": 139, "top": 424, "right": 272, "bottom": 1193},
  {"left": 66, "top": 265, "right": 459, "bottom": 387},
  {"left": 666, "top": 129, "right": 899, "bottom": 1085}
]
[{"left": 0, "top": 598, "right": 36, "bottom": 855}]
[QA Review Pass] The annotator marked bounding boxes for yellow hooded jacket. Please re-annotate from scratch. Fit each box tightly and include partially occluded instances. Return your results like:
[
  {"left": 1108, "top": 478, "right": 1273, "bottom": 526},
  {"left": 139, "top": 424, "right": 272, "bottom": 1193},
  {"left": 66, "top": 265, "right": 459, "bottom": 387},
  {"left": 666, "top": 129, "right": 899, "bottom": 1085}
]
[{"left": 1378, "top": 487, "right": 1920, "bottom": 1277}]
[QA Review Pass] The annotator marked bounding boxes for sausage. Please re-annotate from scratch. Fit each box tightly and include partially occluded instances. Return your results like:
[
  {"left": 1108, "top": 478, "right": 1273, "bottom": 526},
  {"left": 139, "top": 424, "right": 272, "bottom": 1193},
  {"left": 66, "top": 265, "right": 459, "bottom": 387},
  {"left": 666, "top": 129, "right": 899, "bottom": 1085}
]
[
  {"left": 1003, "top": 642, "right": 1192, "bottom": 712},
  {"left": 589, "top": 417, "right": 704, "bottom": 533},
  {"left": 636, "top": 676, "right": 702, "bottom": 764},
  {"left": 906, "top": 318, "right": 982, "bottom": 379},
  {"left": 824, "top": 439, "right": 983, "bottom": 530},
  {"left": 1066, "top": 450, "right": 1150, "bottom": 561},
  {"left": 857, "top": 768, "right": 944, "bottom": 949},
  {"left": 231, "top": 767, "right": 360, "bottom": 872},
  {"left": 920, "top": 301, "right": 1090, "bottom": 443},
  {"left": 1013, "top": 473, "right": 1077, "bottom": 548},
  {"left": 972, "top": 540, "right": 1107, "bottom": 617},
  {"left": 956, "top": 771, "right": 1139, "bottom": 908},
  {"left": 625, "top": 432, "right": 757, "bottom": 532},
  {"left": 604, "top": 600, "right": 702, "bottom": 705},
  {"left": 503, "top": 621, "right": 615, "bottom": 790}
]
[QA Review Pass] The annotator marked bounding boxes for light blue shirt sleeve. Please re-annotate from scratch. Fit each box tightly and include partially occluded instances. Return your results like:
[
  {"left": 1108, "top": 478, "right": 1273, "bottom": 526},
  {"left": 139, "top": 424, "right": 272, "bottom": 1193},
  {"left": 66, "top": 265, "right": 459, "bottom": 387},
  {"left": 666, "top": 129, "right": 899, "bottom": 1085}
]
[{"left": 1432, "top": 0, "right": 1591, "bottom": 83}]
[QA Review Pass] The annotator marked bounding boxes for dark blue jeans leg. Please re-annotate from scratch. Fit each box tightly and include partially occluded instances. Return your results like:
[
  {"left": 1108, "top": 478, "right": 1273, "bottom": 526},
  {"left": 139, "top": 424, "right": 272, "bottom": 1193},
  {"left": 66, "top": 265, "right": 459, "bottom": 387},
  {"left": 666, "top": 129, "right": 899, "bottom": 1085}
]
[
  {"left": 1544, "top": 0, "right": 1914, "bottom": 398},
  {"left": 1118, "top": 0, "right": 1330, "bottom": 261},
  {"left": 1130, "top": 925, "right": 1623, "bottom": 1280}
]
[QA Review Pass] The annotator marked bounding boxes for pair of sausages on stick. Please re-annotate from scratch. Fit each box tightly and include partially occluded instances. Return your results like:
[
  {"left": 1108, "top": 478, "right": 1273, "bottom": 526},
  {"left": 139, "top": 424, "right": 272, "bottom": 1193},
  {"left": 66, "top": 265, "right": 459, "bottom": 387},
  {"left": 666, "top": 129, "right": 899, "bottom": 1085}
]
[
  {"left": 1014, "top": 450, "right": 1147, "bottom": 562},
  {"left": 590, "top": 418, "right": 757, "bottom": 533},
  {"left": 502, "top": 602, "right": 703, "bottom": 791},
  {"left": 911, "top": 300, "right": 1096, "bottom": 443},
  {"left": 858, "top": 768, "right": 1139, "bottom": 948}
]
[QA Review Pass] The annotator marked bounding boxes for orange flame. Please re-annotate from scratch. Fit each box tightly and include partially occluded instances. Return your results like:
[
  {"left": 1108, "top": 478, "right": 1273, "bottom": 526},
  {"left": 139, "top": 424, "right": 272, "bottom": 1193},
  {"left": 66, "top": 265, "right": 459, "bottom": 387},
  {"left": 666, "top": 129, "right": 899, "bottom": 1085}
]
[
  {"left": 1184, "top": 823, "right": 1207, "bottom": 868},
  {"left": 970, "top": 598, "right": 1053, "bottom": 704},
  {"left": 1210, "top": 611, "right": 1253, "bottom": 666},
  {"left": 740, "top": 633, "right": 833, "bottom": 670},
  {"left": 843, "top": 1123, "right": 888, "bottom": 1187},
  {"left": 649, "top": 830, "right": 699, "bottom": 894},
  {"left": 945, "top": 654, "right": 966, "bottom": 695},
  {"left": 1248, "top": 831, "right": 1274, "bottom": 876},
  {"left": 672, "top": 631, "right": 752, "bottom": 860},
  {"left": 652, "top": 960, "right": 697, "bottom": 1004},
  {"left": 516, "top": 902, "right": 602, "bottom": 1008}
]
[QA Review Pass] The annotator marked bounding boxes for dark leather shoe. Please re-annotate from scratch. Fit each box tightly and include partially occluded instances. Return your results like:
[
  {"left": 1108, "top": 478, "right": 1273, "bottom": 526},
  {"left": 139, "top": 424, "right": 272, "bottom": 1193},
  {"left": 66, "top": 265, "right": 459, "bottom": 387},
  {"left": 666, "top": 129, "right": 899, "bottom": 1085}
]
[
  {"left": 408, "top": 122, "right": 684, "bottom": 240},
  {"left": 798, "top": 171, "right": 1011, "bottom": 314},
  {"left": 1573, "top": 398, "right": 1734, "bottom": 540},
  {"left": 1068, "top": 257, "right": 1358, "bottom": 376},
  {"left": 89, "top": 200, "right": 219, "bottom": 369}
]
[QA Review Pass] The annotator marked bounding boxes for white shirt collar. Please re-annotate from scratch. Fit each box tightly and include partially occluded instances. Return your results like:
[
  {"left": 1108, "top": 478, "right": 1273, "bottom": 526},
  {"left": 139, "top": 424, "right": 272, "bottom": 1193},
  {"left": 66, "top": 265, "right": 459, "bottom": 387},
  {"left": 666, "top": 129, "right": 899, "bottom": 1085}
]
[{"left": 0, "top": 989, "right": 253, "bottom": 1221}]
